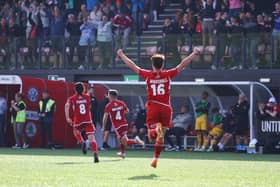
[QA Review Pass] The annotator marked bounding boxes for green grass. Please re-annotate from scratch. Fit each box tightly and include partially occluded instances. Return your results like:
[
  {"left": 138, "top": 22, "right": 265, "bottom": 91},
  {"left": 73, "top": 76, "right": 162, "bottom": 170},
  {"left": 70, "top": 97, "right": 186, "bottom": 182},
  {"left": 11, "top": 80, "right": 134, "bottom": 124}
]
[{"left": 0, "top": 148, "right": 279, "bottom": 187}]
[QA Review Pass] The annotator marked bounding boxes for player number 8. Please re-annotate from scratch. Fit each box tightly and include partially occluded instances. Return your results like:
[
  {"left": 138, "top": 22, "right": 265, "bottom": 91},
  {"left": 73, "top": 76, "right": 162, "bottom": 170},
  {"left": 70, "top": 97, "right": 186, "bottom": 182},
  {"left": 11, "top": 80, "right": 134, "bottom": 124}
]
[
  {"left": 79, "top": 104, "right": 86, "bottom": 114},
  {"left": 151, "top": 84, "right": 165, "bottom": 96}
]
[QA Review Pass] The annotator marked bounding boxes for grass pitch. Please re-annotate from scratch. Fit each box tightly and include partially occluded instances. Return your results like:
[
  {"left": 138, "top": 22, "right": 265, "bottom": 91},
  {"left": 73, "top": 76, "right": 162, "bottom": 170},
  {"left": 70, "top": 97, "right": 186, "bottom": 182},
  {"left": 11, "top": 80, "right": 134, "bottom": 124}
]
[{"left": 0, "top": 148, "right": 279, "bottom": 187}]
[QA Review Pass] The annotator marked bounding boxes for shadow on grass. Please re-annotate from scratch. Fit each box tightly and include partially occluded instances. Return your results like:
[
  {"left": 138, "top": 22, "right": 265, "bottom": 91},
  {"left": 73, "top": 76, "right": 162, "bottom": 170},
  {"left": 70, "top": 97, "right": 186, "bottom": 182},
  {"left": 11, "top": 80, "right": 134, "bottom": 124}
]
[
  {"left": 128, "top": 174, "right": 158, "bottom": 180},
  {"left": 55, "top": 162, "right": 88, "bottom": 165},
  {"left": 0, "top": 148, "right": 279, "bottom": 162}
]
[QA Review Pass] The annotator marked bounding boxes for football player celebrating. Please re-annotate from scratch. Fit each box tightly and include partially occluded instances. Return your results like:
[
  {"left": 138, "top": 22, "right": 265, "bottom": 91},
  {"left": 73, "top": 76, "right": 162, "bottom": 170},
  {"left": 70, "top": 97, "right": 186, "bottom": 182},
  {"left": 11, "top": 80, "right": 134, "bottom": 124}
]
[
  {"left": 65, "top": 82, "right": 99, "bottom": 163},
  {"left": 117, "top": 47, "right": 199, "bottom": 168},
  {"left": 102, "top": 89, "right": 144, "bottom": 158}
]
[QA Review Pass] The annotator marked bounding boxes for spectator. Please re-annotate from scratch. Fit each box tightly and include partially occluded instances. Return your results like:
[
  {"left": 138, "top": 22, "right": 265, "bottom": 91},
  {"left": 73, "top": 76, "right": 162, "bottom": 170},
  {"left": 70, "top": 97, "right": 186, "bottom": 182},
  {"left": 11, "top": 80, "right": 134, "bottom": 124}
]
[
  {"left": 12, "top": 0, "right": 26, "bottom": 36},
  {"left": 179, "top": 12, "right": 194, "bottom": 46},
  {"left": 38, "top": 91, "right": 56, "bottom": 149},
  {"left": 194, "top": 91, "right": 211, "bottom": 151},
  {"left": 26, "top": 7, "right": 41, "bottom": 69},
  {"left": 78, "top": 3, "right": 89, "bottom": 23},
  {"left": 243, "top": 13, "right": 259, "bottom": 69},
  {"left": 78, "top": 17, "right": 96, "bottom": 70},
  {"left": 21, "top": 2, "right": 38, "bottom": 40},
  {"left": 95, "top": 15, "right": 113, "bottom": 68},
  {"left": 217, "top": 106, "right": 236, "bottom": 151},
  {"left": 0, "top": 91, "right": 7, "bottom": 147},
  {"left": 201, "top": 0, "right": 216, "bottom": 47},
  {"left": 10, "top": 92, "right": 28, "bottom": 149},
  {"left": 86, "top": 0, "right": 99, "bottom": 12},
  {"left": 205, "top": 107, "right": 223, "bottom": 152},
  {"left": 0, "top": 17, "right": 8, "bottom": 69},
  {"left": 227, "top": 16, "right": 243, "bottom": 69},
  {"left": 165, "top": 105, "right": 192, "bottom": 151},
  {"left": 232, "top": 94, "right": 249, "bottom": 152},
  {"left": 50, "top": 6, "right": 65, "bottom": 68},
  {"left": 38, "top": 3, "right": 50, "bottom": 41},
  {"left": 132, "top": 0, "right": 144, "bottom": 35},
  {"left": 214, "top": 11, "right": 228, "bottom": 69},
  {"left": 132, "top": 109, "right": 147, "bottom": 143},
  {"left": 228, "top": 0, "right": 241, "bottom": 18},
  {"left": 150, "top": 0, "right": 161, "bottom": 22},
  {"left": 264, "top": 97, "right": 280, "bottom": 118},
  {"left": 113, "top": 0, "right": 129, "bottom": 15},
  {"left": 7, "top": 18, "right": 21, "bottom": 69},
  {"left": 89, "top": 4, "right": 102, "bottom": 21},
  {"left": 159, "top": 17, "right": 181, "bottom": 66},
  {"left": 182, "top": 0, "right": 196, "bottom": 14},
  {"left": 272, "top": 1, "right": 280, "bottom": 63},
  {"left": 220, "top": 0, "right": 229, "bottom": 13},
  {"left": 65, "top": 14, "right": 81, "bottom": 68},
  {"left": 113, "top": 12, "right": 133, "bottom": 51}
]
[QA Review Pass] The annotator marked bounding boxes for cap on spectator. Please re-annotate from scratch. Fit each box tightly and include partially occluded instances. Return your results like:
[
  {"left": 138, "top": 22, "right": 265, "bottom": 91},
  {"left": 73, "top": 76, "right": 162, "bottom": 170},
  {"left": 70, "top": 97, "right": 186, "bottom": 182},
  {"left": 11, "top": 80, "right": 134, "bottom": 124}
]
[{"left": 269, "top": 97, "right": 276, "bottom": 103}]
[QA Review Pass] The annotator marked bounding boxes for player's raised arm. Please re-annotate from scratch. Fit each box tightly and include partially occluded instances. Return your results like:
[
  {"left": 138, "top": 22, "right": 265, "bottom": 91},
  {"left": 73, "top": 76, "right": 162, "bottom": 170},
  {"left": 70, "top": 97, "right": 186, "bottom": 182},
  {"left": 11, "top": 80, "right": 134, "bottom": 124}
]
[
  {"left": 102, "top": 112, "right": 109, "bottom": 132},
  {"left": 176, "top": 47, "right": 200, "bottom": 72},
  {"left": 64, "top": 101, "right": 72, "bottom": 125},
  {"left": 117, "top": 49, "right": 141, "bottom": 74}
]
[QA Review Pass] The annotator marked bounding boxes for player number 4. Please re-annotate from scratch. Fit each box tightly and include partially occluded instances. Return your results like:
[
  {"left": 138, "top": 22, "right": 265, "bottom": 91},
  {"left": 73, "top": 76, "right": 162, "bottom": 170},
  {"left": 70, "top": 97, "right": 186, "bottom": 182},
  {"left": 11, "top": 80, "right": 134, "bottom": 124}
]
[
  {"left": 115, "top": 111, "right": 122, "bottom": 120},
  {"left": 151, "top": 84, "right": 165, "bottom": 96}
]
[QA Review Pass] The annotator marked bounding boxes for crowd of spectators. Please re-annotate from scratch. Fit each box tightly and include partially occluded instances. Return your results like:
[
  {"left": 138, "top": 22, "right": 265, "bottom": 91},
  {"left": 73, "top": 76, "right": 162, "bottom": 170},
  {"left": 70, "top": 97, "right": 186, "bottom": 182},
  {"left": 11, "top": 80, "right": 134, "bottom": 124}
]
[
  {"left": 157, "top": 0, "right": 278, "bottom": 69},
  {"left": 0, "top": 0, "right": 164, "bottom": 69},
  {"left": 0, "top": 0, "right": 279, "bottom": 70}
]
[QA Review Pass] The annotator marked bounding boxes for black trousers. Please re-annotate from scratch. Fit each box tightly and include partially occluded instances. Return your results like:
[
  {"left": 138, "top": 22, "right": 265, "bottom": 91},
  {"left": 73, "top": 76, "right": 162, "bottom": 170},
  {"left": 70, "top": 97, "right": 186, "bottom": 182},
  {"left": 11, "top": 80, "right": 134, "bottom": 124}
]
[
  {"left": 40, "top": 118, "right": 53, "bottom": 148},
  {"left": 0, "top": 114, "right": 6, "bottom": 146},
  {"left": 165, "top": 127, "right": 186, "bottom": 147}
]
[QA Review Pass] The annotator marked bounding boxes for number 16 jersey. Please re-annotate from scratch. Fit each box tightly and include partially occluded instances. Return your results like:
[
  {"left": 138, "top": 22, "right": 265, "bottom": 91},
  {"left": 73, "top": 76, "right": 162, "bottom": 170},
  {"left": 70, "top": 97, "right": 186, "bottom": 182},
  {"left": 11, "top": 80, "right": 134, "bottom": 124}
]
[
  {"left": 139, "top": 68, "right": 179, "bottom": 105},
  {"left": 67, "top": 94, "right": 93, "bottom": 127}
]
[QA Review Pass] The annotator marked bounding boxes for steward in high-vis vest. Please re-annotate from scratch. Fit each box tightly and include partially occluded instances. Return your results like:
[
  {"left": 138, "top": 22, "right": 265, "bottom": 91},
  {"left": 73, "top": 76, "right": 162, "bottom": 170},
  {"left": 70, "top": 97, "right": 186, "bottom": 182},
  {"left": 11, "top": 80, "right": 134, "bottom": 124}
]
[
  {"left": 10, "top": 93, "right": 29, "bottom": 149},
  {"left": 38, "top": 91, "right": 56, "bottom": 149}
]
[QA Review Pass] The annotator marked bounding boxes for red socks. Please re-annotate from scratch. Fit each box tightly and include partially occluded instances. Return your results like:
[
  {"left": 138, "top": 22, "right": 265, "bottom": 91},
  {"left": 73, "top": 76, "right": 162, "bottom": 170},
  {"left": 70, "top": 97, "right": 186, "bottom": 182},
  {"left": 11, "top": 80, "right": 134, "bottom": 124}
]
[
  {"left": 91, "top": 141, "right": 98, "bottom": 154},
  {"left": 154, "top": 141, "right": 164, "bottom": 159},
  {"left": 120, "top": 143, "right": 125, "bottom": 153},
  {"left": 73, "top": 129, "right": 84, "bottom": 143},
  {"left": 149, "top": 129, "right": 157, "bottom": 140}
]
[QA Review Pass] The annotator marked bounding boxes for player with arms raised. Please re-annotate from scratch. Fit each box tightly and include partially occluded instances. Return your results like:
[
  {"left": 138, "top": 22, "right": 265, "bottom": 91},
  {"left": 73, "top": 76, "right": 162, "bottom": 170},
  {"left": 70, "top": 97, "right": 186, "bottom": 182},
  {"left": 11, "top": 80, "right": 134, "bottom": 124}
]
[
  {"left": 65, "top": 82, "right": 99, "bottom": 163},
  {"left": 102, "top": 89, "right": 144, "bottom": 159},
  {"left": 117, "top": 47, "right": 199, "bottom": 168}
]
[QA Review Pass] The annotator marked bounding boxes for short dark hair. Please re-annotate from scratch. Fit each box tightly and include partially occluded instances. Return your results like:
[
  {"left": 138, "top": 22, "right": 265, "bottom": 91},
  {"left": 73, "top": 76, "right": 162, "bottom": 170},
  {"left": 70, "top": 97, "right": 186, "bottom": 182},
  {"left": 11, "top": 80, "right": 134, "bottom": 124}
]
[
  {"left": 75, "top": 82, "right": 84, "bottom": 95},
  {"left": 202, "top": 91, "right": 209, "bottom": 98},
  {"left": 151, "top": 54, "right": 165, "bottom": 69},
  {"left": 108, "top": 89, "right": 118, "bottom": 98},
  {"left": 16, "top": 92, "right": 24, "bottom": 99}
]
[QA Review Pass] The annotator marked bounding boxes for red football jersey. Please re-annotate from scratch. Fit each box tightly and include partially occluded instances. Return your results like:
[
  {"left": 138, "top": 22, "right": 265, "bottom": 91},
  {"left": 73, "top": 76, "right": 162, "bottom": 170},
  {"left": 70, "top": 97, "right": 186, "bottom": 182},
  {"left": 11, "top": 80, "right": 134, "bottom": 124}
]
[
  {"left": 105, "top": 99, "right": 128, "bottom": 129},
  {"left": 67, "top": 94, "right": 92, "bottom": 126},
  {"left": 139, "top": 68, "right": 179, "bottom": 105}
]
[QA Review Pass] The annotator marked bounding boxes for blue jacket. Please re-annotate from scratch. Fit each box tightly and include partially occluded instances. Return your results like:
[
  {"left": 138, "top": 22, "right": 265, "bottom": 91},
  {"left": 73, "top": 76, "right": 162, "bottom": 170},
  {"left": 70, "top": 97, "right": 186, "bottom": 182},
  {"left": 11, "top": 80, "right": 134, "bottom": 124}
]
[{"left": 79, "top": 22, "right": 96, "bottom": 46}]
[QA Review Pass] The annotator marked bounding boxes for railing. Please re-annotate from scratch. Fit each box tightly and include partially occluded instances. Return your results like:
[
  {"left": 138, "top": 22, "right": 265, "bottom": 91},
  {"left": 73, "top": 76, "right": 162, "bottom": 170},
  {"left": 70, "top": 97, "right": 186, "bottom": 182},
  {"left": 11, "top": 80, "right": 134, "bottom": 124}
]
[{"left": 0, "top": 32, "right": 278, "bottom": 70}]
